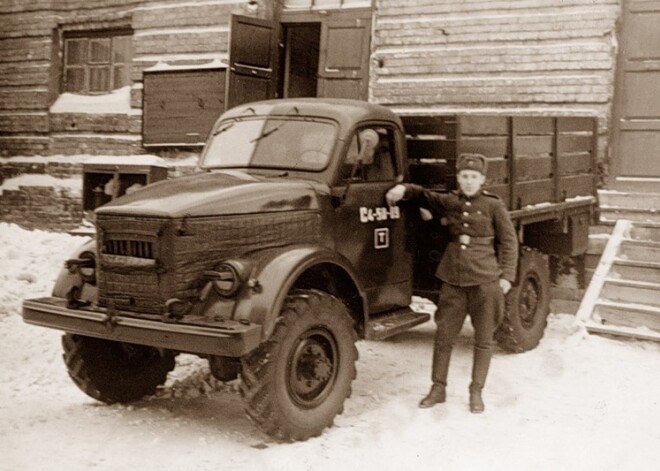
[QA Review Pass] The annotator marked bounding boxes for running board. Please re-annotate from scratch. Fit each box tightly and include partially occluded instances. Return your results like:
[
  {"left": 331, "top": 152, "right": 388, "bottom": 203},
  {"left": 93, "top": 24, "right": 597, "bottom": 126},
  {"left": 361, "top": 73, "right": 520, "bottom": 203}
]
[{"left": 366, "top": 308, "right": 430, "bottom": 341}]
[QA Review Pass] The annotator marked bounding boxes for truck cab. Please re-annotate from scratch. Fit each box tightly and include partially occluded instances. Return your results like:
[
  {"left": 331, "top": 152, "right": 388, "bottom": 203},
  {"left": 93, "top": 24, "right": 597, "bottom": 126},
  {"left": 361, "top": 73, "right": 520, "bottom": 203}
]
[{"left": 199, "top": 99, "right": 417, "bottom": 317}]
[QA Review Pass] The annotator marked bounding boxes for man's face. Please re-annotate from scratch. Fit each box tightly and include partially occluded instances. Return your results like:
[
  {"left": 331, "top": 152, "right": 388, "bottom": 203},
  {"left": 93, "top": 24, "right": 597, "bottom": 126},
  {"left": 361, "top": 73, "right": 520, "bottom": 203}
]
[{"left": 457, "top": 169, "right": 486, "bottom": 196}]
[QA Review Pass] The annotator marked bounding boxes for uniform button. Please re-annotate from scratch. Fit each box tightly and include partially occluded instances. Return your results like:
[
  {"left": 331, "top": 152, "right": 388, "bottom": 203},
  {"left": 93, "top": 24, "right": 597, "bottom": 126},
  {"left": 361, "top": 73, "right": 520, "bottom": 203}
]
[
  {"left": 460, "top": 244, "right": 467, "bottom": 250},
  {"left": 463, "top": 211, "right": 469, "bottom": 216},
  {"left": 463, "top": 223, "right": 469, "bottom": 227},
  {"left": 465, "top": 201, "right": 472, "bottom": 206}
]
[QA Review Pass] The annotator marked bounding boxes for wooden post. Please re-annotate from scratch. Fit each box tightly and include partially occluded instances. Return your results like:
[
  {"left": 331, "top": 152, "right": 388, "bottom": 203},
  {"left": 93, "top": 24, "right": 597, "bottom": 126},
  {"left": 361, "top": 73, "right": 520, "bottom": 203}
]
[
  {"left": 591, "top": 117, "right": 599, "bottom": 198},
  {"left": 508, "top": 117, "right": 517, "bottom": 210},
  {"left": 454, "top": 114, "right": 462, "bottom": 192},
  {"left": 552, "top": 117, "right": 560, "bottom": 203}
]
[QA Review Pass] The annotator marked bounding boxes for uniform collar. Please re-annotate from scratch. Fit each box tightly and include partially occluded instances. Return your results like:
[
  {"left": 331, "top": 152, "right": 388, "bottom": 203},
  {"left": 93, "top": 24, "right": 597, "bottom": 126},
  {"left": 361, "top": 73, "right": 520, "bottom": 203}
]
[{"left": 457, "top": 189, "right": 483, "bottom": 200}]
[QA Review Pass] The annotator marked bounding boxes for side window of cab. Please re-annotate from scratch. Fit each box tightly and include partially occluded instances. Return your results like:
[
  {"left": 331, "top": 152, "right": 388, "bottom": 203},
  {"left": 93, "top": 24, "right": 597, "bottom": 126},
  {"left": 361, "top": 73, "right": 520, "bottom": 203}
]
[{"left": 339, "top": 126, "right": 397, "bottom": 183}]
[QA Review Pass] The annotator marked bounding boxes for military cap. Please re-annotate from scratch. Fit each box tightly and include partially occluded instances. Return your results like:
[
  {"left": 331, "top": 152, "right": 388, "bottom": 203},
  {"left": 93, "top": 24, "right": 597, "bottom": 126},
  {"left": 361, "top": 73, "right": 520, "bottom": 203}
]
[{"left": 456, "top": 153, "right": 488, "bottom": 175}]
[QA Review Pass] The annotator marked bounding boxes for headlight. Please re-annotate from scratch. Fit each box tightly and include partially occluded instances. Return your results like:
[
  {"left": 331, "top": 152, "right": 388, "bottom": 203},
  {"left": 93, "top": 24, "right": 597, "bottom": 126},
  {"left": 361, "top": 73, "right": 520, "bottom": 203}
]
[
  {"left": 79, "top": 251, "right": 96, "bottom": 285},
  {"left": 65, "top": 251, "right": 96, "bottom": 285},
  {"left": 204, "top": 262, "right": 242, "bottom": 297}
]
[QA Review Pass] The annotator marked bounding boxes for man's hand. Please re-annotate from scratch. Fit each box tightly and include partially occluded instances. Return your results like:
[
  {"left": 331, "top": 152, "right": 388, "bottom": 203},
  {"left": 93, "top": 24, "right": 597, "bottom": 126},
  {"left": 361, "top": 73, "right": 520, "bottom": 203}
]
[
  {"left": 499, "top": 278, "right": 512, "bottom": 294},
  {"left": 386, "top": 184, "right": 406, "bottom": 206}
]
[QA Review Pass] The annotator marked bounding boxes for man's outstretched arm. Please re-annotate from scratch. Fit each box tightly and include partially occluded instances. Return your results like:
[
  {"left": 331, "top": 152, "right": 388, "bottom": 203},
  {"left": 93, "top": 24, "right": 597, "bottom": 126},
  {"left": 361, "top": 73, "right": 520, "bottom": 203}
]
[{"left": 386, "top": 184, "right": 447, "bottom": 214}]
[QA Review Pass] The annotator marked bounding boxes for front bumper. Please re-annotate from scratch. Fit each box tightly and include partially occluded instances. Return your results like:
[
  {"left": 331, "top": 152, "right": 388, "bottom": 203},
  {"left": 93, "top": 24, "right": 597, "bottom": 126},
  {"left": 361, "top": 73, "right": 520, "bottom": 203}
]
[{"left": 22, "top": 297, "right": 261, "bottom": 357}]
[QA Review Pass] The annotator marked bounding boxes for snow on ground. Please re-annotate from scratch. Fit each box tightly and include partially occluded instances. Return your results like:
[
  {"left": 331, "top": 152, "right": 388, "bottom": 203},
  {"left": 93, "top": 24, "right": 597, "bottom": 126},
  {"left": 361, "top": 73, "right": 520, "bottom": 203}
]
[{"left": 1, "top": 222, "right": 659, "bottom": 471}]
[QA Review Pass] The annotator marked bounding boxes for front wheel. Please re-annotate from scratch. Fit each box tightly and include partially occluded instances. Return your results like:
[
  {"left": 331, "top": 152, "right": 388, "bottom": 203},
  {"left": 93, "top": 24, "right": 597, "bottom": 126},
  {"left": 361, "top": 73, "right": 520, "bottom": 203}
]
[
  {"left": 62, "top": 334, "right": 176, "bottom": 403},
  {"left": 240, "top": 289, "right": 358, "bottom": 441},
  {"left": 495, "top": 247, "right": 551, "bottom": 353}
]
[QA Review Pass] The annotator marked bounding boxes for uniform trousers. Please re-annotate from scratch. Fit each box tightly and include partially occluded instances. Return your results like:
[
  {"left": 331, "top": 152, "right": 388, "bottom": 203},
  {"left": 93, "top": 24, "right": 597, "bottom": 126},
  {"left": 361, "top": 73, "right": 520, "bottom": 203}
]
[{"left": 432, "top": 280, "right": 504, "bottom": 392}]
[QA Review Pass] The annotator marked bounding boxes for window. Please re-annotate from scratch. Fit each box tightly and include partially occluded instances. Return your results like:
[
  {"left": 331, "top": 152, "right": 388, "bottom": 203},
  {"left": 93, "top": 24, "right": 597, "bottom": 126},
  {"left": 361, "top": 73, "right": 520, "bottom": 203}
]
[
  {"left": 340, "top": 127, "right": 397, "bottom": 182},
  {"left": 63, "top": 30, "right": 132, "bottom": 94}
]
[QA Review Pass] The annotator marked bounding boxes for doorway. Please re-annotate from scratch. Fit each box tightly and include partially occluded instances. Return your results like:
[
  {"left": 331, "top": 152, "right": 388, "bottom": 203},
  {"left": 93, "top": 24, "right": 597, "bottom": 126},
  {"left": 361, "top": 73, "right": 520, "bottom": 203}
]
[
  {"left": 611, "top": 0, "right": 660, "bottom": 187},
  {"left": 226, "top": 10, "right": 372, "bottom": 110},
  {"left": 280, "top": 23, "right": 321, "bottom": 98}
]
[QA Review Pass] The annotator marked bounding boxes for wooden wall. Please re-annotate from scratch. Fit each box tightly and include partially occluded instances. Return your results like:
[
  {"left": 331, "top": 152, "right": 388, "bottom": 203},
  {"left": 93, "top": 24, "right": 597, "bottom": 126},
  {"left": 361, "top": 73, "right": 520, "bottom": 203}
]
[
  {"left": 372, "top": 0, "right": 620, "bottom": 115},
  {"left": 0, "top": 0, "right": 264, "bottom": 156}
]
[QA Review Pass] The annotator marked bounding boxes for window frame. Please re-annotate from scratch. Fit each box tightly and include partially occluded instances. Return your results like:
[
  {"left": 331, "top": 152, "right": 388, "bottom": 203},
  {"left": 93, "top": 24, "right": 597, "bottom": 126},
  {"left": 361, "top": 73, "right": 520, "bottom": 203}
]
[
  {"left": 339, "top": 125, "right": 399, "bottom": 184},
  {"left": 62, "top": 28, "right": 132, "bottom": 95}
]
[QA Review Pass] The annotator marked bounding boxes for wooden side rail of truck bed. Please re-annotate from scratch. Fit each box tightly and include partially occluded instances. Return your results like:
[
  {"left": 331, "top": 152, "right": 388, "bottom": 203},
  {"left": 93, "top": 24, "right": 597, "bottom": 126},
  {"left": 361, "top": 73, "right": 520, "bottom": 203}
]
[
  {"left": 403, "top": 114, "right": 599, "bottom": 303},
  {"left": 402, "top": 114, "right": 599, "bottom": 214}
]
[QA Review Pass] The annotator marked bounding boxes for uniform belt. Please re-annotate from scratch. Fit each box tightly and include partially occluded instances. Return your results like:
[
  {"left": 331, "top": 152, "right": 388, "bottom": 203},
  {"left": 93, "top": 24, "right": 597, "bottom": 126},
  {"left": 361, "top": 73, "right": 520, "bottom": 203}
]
[{"left": 452, "top": 235, "right": 494, "bottom": 246}]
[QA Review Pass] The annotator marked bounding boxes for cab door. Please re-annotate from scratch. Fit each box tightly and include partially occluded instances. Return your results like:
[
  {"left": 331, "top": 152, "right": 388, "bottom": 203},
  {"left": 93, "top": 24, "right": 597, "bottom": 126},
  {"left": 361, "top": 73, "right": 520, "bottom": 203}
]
[{"left": 333, "top": 125, "right": 413, "bottom": 313}]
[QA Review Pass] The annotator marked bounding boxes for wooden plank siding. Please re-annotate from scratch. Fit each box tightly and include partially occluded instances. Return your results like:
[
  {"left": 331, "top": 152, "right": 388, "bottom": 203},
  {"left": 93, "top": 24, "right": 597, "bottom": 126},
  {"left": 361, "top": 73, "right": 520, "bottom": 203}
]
[
  {"left": 373, "top": 0, "right": 619, "bottom": 111},
  {"left": 372, "top": 0, "right": 619, "bottom": 178}
]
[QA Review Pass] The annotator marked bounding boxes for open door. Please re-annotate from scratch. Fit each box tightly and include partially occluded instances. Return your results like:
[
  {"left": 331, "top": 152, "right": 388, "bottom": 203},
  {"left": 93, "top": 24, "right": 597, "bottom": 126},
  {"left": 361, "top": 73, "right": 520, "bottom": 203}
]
[
  {"left": 226, "top": 15, "right": 279, "bottom": 109},
  {"left": 317, "top": 15, "right": 371, "bottom": 101}
]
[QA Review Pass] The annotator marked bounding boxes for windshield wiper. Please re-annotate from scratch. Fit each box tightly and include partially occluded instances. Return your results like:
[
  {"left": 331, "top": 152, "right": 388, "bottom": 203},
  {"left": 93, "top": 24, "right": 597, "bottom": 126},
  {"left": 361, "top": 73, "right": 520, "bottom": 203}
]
[
  {"left": 213, "top": 122, "right": 234, "bottom": 136},
  {"left": 250, "top": 123, "right": 285, "bottom": 143},
  {"left": 249, "top": 107, "right": 299, "bottom": 143}
]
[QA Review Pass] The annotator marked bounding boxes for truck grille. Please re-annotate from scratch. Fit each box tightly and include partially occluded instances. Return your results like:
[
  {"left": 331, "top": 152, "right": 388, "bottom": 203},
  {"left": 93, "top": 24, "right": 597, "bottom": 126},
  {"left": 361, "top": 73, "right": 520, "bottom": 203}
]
[
  {"left": 103, "top": 239, "right": 154, "bottom": 259},
  {"left": 95, "top": 212, "right": 321, "bottom": 315}
]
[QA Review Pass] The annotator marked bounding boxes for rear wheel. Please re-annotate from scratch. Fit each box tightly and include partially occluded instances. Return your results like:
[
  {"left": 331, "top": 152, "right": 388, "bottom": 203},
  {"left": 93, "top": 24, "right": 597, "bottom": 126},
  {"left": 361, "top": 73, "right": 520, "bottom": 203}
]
[
  {"left": 495, "top": 248, "right": 551, "bottom": 353},
  {"left": 240, "top": 289, "right": 358, "bottom": 441},
  {"left": 62, "top": 334, "right": 176, "bottom": 403}
]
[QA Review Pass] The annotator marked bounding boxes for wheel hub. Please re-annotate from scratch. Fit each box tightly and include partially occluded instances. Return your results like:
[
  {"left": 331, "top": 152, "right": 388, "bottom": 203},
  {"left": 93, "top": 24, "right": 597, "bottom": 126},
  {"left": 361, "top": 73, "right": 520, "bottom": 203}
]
[
  {"left": 288, "top": 329, "right": 338, "bottom": 408},
  {"left": 520, "top": 275, "right": 541, "bottom": 329}
]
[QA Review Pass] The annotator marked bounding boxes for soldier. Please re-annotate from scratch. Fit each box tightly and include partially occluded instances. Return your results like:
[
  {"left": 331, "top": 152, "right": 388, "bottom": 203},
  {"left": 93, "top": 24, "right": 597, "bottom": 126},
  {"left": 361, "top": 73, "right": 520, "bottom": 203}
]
[{"left": 386, "top": 153, "right": 518, "bottom": 413}]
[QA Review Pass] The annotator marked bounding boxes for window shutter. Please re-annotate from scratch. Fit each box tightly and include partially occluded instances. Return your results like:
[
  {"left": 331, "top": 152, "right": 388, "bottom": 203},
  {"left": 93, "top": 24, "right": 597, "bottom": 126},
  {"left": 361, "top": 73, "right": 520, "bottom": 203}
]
[
  {"left": 226, "top": 15, "right": 279, "bottom": 109},
  {"left": 317, "top": 15, "right": 371, "bottom": 101}
]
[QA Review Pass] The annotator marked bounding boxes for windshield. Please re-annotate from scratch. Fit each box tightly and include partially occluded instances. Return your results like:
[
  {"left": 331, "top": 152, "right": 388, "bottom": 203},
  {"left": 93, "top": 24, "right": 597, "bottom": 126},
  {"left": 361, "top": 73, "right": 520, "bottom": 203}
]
[{"left": 200, "top": 117, "right": 337, "bottom": 171}]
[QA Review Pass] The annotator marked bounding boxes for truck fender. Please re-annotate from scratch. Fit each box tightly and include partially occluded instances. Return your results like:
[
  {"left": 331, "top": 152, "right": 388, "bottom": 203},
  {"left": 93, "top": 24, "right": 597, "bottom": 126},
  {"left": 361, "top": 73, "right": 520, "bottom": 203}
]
[
  {"left": 52, "top": 237, "right": 97, "bottom": 303},
  {"left": 233, "top": 245, "right": 367, "bottom": 342}
]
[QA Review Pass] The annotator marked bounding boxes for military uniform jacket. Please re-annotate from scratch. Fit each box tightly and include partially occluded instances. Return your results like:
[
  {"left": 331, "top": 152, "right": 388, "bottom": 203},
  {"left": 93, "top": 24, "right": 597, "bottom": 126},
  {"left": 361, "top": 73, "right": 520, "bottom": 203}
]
[{"left": 404, "top": 184, "right": 518, "bottom": 287}]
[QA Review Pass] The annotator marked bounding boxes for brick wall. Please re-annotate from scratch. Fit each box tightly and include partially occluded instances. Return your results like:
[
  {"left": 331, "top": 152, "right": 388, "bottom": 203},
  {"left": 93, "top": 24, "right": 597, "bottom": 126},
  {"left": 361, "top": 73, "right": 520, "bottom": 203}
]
[
  {"left": 0, "top": 156, "right": 198, "bottom": 231},
  {"left": 0, "top": 185, "right": 84, "bottom": 231}
]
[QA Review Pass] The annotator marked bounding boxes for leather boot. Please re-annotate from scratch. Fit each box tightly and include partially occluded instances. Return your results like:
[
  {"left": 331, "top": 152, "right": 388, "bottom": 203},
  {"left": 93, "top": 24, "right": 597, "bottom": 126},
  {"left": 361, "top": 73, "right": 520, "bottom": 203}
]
[
  {"left": 419, "top": 384, "right": 446, "bottom": 408},
  {"left": 469, "top": 390, "right": 485, "bottom": 414},
  {"left": 431, "top": 347, "right": 452, "bottom": 387},
  {"left": 469, "top": 346, "right": 491, "bottom": 413}
]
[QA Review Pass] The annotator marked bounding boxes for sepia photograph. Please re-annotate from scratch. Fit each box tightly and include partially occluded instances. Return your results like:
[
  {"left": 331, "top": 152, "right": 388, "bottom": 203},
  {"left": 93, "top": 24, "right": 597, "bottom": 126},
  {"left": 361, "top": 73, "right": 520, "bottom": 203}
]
[{"left": 1, "top": 1, "right": 659, "bottom": 470}]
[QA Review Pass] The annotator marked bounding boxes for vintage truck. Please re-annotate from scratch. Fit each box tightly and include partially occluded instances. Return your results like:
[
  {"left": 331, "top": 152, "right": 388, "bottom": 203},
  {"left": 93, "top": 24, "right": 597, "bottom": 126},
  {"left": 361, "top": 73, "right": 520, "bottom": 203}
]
[{"left": 22, "top": 98, "right": 598, "bottom": 441}]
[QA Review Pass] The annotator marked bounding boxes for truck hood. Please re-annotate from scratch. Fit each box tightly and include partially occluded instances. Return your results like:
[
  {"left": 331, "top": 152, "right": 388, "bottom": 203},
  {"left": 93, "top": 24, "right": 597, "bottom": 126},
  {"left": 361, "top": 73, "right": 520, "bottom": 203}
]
[{"left": 95, "top": 171, "right": 325, "bottom": 218}]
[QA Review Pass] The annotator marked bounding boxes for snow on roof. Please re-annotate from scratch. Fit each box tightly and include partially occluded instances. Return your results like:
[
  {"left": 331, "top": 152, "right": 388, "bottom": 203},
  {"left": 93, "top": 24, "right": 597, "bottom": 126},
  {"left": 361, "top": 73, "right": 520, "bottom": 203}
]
[
  {"left": 136, "top": 26, "right": 229, "bottom": 37},
  {"left": 565, "top": 195, "right": 596, "bottom": 202},
  {"left": 4, "top": 154, "right": 198, "bottom": 168},
  {"left": 144, "top": 58, "right": 227, "bottom": 73},
  {"left": 0, "top": 174, "right": 81, "bottom": 196},
  {"left": 84, "top": 155, "right": 168, "bottom": 167},
  {"left": 134, "top": 0, "right": 239, "bottom": 11},
  {"left": 135, "top": 53, "right": 228, "bottom": 63},
  {"left": 50, "top": 86, "right": 133, "bottom": 115}
]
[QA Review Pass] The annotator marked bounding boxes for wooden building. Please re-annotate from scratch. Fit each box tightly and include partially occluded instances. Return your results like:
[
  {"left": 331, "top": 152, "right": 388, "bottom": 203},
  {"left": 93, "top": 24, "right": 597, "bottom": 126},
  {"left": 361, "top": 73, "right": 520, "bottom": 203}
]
[{"left": 0, "top": 0, "right": 658, "bottom": 187}]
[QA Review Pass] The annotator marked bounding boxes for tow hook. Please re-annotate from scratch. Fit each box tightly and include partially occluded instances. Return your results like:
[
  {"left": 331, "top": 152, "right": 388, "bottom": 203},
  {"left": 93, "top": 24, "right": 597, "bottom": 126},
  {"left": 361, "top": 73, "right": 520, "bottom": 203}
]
[
  {"left": 163, "top": 298, "right": 190, "bottom": 322},
  {"left": 103, "top": 302, "right": 119, "bottom": 330}
]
